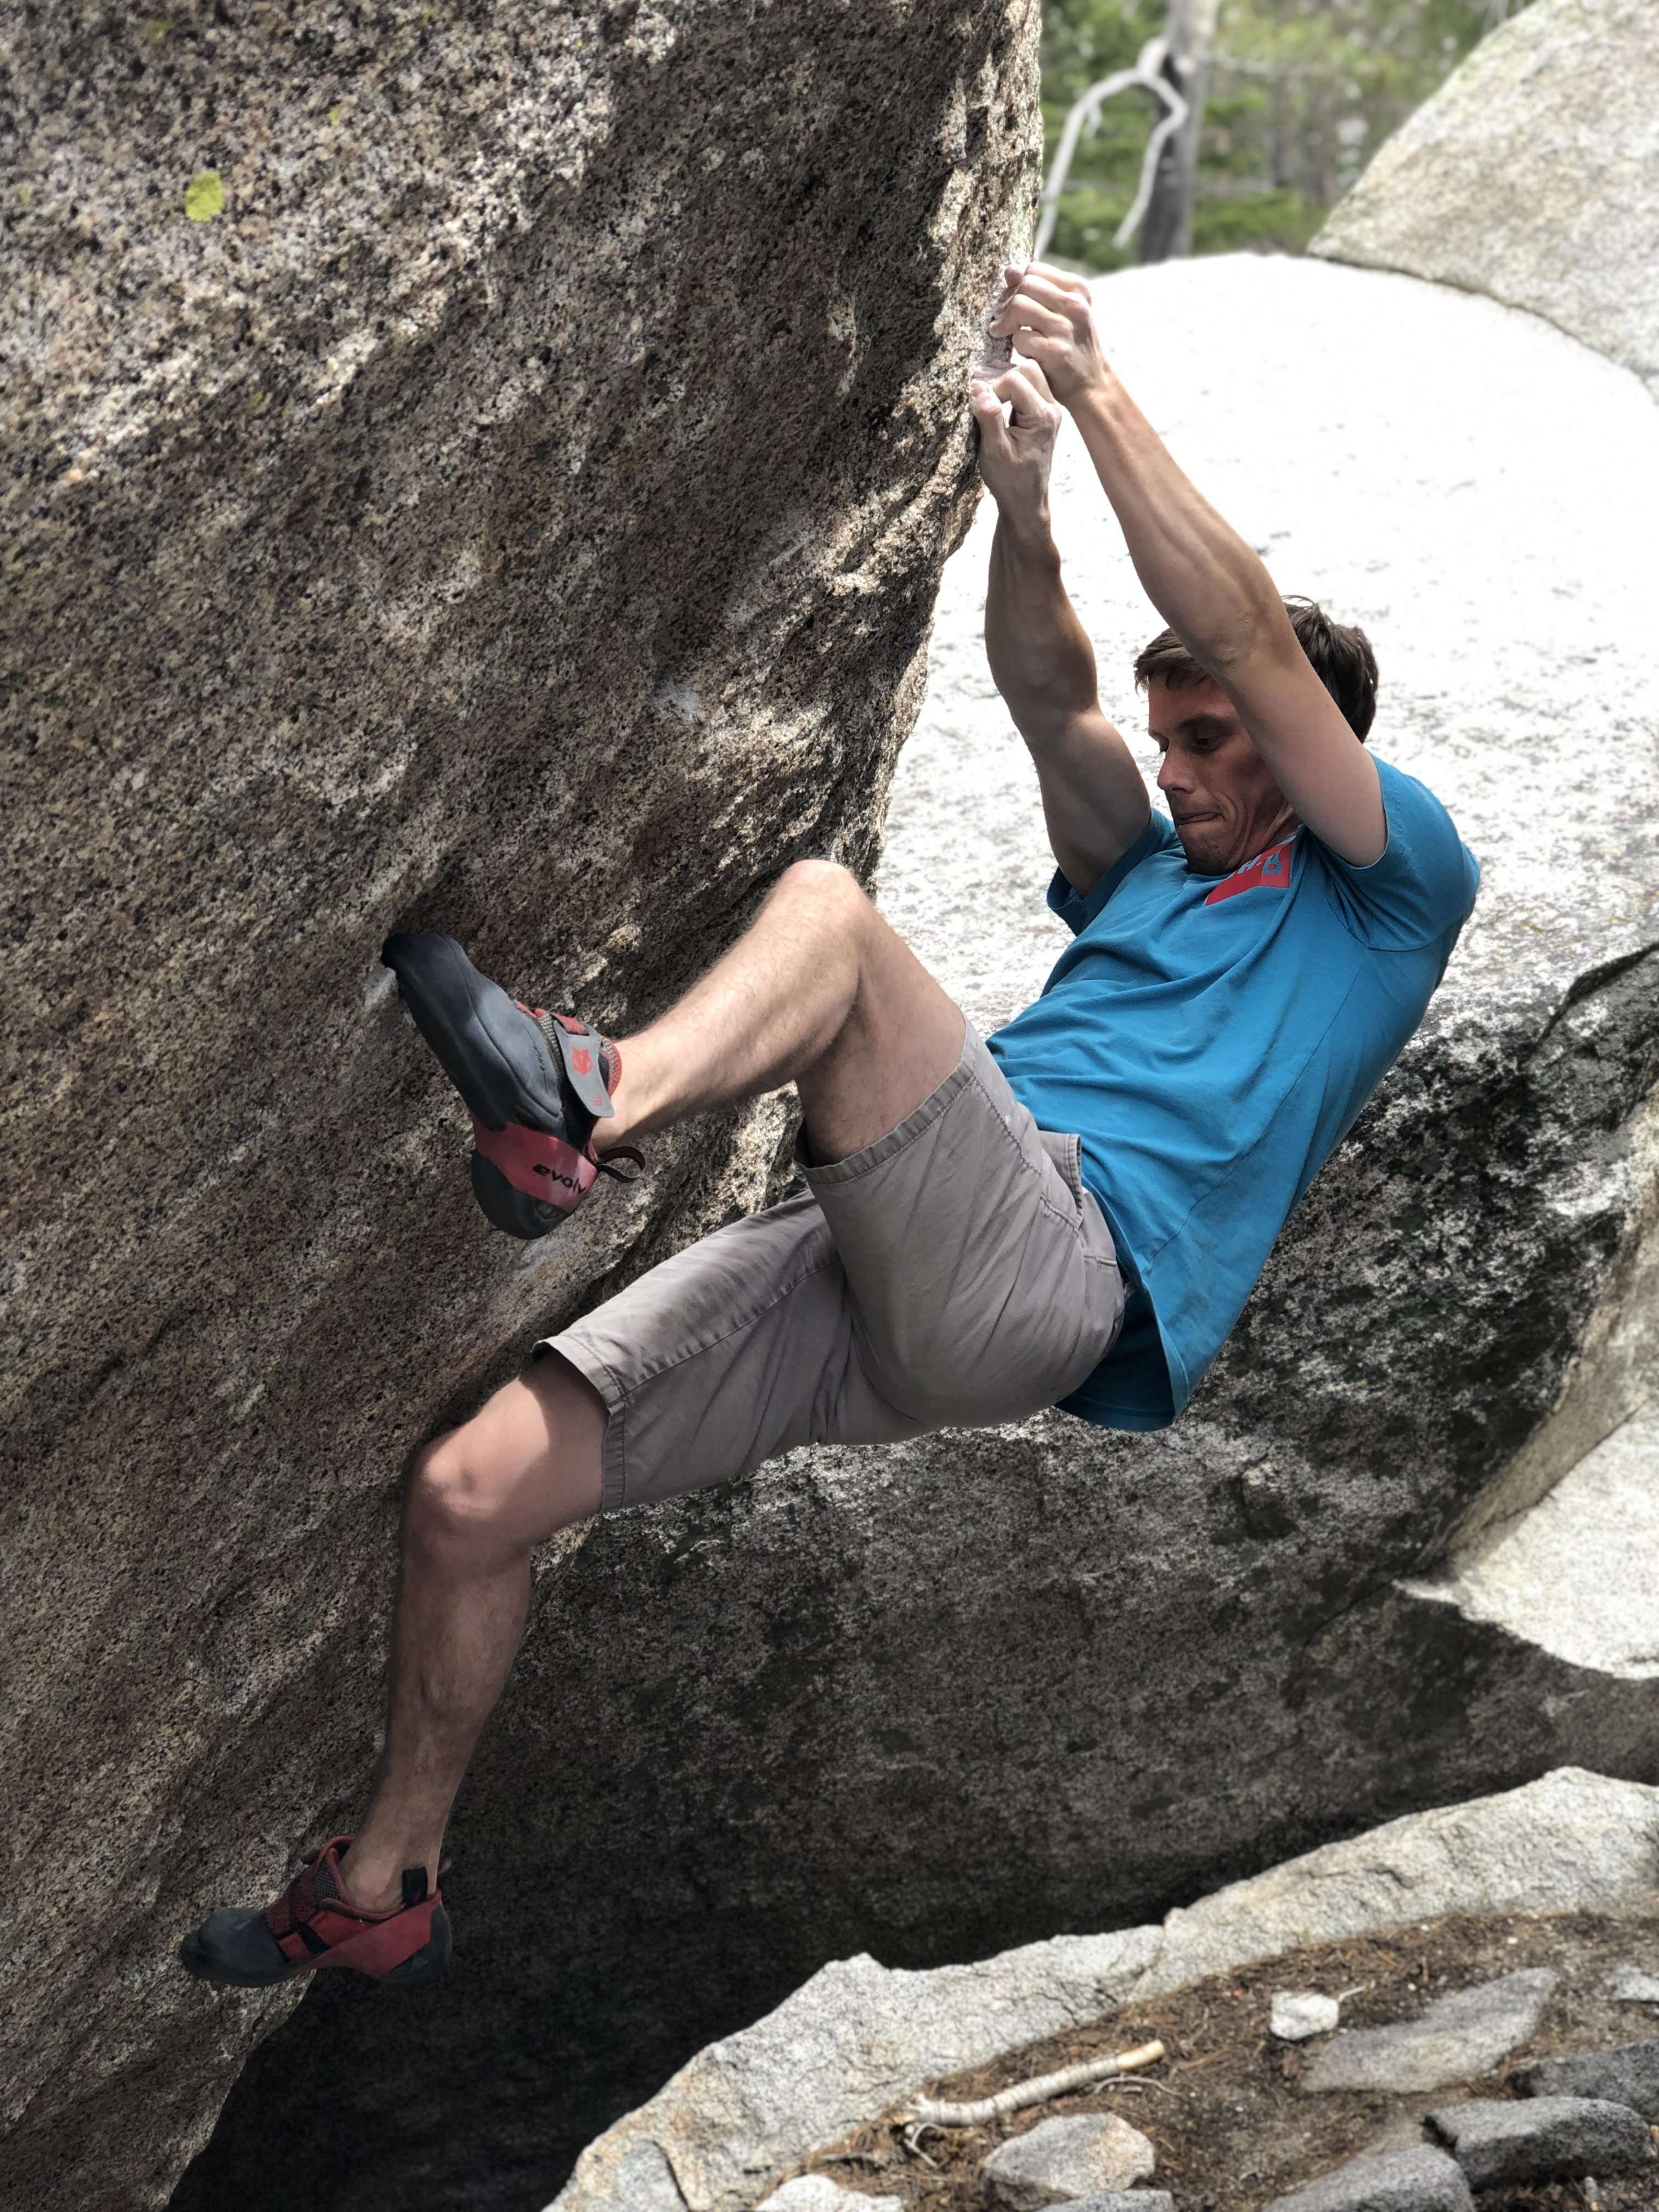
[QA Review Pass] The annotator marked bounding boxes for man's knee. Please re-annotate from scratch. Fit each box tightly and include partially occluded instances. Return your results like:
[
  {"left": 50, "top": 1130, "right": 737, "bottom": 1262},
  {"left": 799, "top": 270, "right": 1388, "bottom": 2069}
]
[
  {"left": 405, "top": 1363, "right": 606, "bottom": 1556},
  {"left": 776, "top": 856, "right": 870, "bottom": 919},
  {"left": 405, "top": 1427, "right": 516, "bottom": 1558}
]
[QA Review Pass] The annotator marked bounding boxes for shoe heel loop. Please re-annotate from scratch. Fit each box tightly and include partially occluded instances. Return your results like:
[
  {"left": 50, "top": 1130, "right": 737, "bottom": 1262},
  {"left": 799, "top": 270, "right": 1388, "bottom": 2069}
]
[{"left": 593, "top": 1146, "right": 645, "bottom": 1186}]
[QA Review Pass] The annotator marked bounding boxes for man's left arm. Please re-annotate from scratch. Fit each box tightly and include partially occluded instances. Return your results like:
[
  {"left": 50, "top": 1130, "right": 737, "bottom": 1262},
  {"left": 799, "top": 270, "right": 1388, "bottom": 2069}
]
[{"left": 990, "top": 262, "right": 1387, "bottom": 867}]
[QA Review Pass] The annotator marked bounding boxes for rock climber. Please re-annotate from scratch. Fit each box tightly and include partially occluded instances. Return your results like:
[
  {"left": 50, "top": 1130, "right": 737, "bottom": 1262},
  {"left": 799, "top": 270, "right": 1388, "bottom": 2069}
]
[{"left": 182, "top": 262, "right": 1479, "bottom": 1988}]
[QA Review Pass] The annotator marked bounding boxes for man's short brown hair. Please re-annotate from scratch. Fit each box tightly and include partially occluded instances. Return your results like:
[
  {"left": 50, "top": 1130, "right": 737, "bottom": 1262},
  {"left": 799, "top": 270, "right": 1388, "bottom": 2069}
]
[{"left": 1134, "top": 599, "right": 1379, "bottom": 742}]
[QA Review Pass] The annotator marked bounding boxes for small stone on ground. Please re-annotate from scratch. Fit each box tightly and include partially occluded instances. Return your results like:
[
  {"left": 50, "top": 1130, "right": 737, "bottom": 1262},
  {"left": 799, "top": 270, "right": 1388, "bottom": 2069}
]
[
  {"left": 755, "top": 2179, "right": 894, "bottom": 2210},
  {"left": 1262, "top": 2144, "right": 1473, "bottom": 2212},
  {"left": 1273, "top": 1991, "right": 1342, "bottom": 2041},
  {"left": 1301, "top": 1970, "right": 1556, "bottom": 2094},
  {"left": 1521, "top": 2038, "right": 1659, "bottom": 2120},
  {"left": 1065, "top": 2196, "right": 1175, "bottom": 2211},
  {"left": 1070, "top": 2194, "right": 1177, "bottom": 2212},
  {"left": 1609, "top": 1964, "right": 1659, "bottom": 2004},
  {"left": 980, "top": 2112, "right": 1156, "bottom": 2208},
  {"left": 1427, "top": 2095, "right": 1652, "bottom": 2187}
]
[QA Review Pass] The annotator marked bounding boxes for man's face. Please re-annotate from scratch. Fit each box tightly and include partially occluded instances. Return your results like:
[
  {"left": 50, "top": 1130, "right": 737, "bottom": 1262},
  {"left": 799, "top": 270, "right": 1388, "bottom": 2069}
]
[{"left": 1147, "top": 675, "right": 1295, "bottom": 877}]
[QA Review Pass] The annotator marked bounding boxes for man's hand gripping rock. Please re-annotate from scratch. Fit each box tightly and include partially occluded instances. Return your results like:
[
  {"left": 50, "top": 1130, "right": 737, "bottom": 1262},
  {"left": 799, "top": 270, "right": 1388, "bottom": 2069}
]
[
  {"left": 969, "top": 261, "right": 1105, "bottom": 525},
  {"left": 985, "top": 259, "right": 1110, "bottom": 406}
]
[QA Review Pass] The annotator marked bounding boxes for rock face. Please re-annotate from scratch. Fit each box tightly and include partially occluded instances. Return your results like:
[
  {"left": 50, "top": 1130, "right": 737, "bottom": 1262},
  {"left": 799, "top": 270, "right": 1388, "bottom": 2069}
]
[
  {"left": 1310, "top": 0, "right": 1659, "bottom": 399},
  {"left": 1403, "top": 1401, "right": 1659, "bottom": 1676},
  {"left": 181, "top": 256, "right": 1658, "bottom": 2211},
  {"left": 1, "top": 4, "right": 1039, "bottom": 2207}
]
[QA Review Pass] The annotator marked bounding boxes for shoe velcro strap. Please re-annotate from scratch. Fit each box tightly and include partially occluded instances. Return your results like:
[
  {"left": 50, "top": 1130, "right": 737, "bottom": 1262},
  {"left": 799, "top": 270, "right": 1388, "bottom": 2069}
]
[
  {"left": 545, "top": 1014, "right": 616, "bottom": 1122},
  {"left": 266, "top": 1866, "right": 318, "bottom": 1939},
  {"left": 471, "top": 1116, "right": 599, "bottom": 1212},
  {"left": 264, "top": 1839, "right": 349, "bottom": 1942}
]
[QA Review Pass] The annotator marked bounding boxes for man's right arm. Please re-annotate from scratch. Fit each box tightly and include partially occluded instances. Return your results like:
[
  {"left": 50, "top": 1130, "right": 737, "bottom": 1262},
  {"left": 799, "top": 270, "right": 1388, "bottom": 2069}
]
[{"left": 973, "top": 363, "right": 1152, "bottom": 899}]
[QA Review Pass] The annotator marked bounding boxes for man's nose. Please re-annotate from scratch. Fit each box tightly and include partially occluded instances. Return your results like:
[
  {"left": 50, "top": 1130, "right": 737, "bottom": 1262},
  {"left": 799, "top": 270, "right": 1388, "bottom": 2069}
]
[{"left": 1156, "top": 751, "right": 1189, "bottom": 793}]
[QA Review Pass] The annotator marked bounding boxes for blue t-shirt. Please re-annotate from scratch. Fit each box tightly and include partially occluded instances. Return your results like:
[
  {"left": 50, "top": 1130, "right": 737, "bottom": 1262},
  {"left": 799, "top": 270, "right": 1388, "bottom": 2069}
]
[{"left": 987, "top": 759, "right": 1480, "bottom": 1429}]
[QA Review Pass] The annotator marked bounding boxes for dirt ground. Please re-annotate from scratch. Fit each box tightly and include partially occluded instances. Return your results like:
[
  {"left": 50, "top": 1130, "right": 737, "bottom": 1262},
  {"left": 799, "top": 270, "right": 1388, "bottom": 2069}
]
[{"left": 780, "top": 1909, "right": 1659, "bottom": 2211}]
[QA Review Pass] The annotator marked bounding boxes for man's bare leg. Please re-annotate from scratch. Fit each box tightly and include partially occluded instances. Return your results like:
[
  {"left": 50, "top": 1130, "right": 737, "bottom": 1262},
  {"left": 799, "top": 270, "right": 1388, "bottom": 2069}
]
[
  {"left": 341, "top": 1359, "right": 606, "bottom": 1909},
  {"left": 606, "top": 856, "right": 966, "bottom": 1163},
  {"left": 341, "top": 862, "right": 963, "bottom": 1910}
]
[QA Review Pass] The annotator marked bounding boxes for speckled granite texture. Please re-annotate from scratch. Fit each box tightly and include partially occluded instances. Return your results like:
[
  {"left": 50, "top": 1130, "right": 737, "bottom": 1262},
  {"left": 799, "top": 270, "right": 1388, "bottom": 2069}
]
[{"left": 0, "top": 3, "right": 1040, "bottom": 2204}]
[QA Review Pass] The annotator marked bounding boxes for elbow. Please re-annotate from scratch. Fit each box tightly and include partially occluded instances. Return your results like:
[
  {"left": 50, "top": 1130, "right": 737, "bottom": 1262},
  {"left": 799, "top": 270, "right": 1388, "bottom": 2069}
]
[{"left": 1192, "top": 590, "right": 1295, "bottom": 684}]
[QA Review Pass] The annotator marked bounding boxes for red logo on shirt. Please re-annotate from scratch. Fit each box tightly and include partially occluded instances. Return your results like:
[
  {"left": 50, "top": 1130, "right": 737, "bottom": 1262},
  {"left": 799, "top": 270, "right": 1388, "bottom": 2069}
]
[{"left": 1203, "top": 837, "right": 1296, "bottom": 906}]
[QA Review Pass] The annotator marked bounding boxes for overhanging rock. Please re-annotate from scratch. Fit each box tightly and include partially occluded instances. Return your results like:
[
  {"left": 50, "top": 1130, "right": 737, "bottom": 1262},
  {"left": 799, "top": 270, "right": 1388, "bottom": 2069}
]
[{"left": 1, "top": 3, "right": 1041, "bottom": 2204}]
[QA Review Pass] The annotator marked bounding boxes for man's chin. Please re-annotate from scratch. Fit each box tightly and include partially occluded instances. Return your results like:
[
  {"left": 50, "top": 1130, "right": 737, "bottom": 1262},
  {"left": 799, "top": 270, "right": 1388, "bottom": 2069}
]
[{"left": 1173, "top": 822, "right": 1231, "bottom": 876}]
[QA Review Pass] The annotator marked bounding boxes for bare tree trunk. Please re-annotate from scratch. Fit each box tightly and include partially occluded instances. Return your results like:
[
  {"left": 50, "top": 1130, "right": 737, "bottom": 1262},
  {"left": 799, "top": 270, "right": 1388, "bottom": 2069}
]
[{"left": 1139, "top": 0, "right": 1222, "bottom": 264}]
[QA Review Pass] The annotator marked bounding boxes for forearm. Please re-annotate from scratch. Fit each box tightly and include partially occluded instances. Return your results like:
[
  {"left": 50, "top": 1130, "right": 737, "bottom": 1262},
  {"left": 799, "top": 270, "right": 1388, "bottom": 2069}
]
[
  {"left": 985, "top": 505, "right": 1150, "bottom": 895},
  {"left": 986, "top": 509, "right": 1101, "bottom": 741},
  {"left": 1069, "top": 375, "right": 1283, "bottom": 676}
]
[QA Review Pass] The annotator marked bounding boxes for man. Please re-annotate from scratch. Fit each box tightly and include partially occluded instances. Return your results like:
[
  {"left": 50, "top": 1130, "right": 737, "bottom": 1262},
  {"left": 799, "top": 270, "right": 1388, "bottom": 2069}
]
[{"left": 182, "top": 263, "right": 1477, "bottom": 1988}]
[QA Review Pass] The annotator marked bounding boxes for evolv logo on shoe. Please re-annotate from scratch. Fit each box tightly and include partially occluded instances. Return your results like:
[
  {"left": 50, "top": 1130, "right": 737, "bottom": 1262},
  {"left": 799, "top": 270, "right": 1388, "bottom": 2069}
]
[{"left": 1203, "top": 837, "right": 1296, "bottom": 907}]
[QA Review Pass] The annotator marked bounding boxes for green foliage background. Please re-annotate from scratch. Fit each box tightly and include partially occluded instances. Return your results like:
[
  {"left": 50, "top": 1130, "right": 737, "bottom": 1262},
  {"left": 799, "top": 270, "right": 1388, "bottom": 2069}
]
[{"left": 1042, "top": 0, "right": 1534, "bottom": 268}]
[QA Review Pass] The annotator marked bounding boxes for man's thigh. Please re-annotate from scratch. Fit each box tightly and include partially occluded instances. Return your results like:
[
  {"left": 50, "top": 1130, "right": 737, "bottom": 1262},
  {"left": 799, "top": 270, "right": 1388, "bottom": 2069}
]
[
  {"left": 542, "top": 1193, "right": 926, "bottom": 1515},
  {"left": 803, "top": 1026, "right": 1125, "bottom": 1428},
  {"left": 795, "top": 896, "right": 967, "bottom": 1165}
]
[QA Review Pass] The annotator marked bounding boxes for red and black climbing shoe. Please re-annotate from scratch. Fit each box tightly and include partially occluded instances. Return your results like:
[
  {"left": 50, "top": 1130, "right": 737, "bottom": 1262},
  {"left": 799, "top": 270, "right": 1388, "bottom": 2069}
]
[
  {"left": 178, "top": 1837, "right": 450, "bottom": 1988},
  {"left": 381, "top": 930, "right": 642, "bottom": 1240}
]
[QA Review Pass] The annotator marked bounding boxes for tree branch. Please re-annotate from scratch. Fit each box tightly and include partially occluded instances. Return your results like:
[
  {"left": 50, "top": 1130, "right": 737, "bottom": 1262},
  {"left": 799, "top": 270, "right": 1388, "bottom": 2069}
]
[
  {"left": 900, "top": 2039, "right": 1167, "bottom": 2130},
  {"left": 1034, "top": 41, "right": 1187, "bottom": 258}
]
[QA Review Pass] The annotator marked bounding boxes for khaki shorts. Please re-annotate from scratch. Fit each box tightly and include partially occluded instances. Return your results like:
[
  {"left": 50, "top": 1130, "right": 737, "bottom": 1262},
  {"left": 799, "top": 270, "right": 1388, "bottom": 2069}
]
[{"left": 542, "top": 1026, "right": 1125, "bottom": 1514}]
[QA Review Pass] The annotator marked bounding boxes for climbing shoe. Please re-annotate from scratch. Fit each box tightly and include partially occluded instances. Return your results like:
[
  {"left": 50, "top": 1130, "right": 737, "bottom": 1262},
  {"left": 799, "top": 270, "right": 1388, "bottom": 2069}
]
[
  {"left": 381, "top": 929, "right": 641, "bottom": 1240},
  {"left": 178, "top": 1837, "right": 450, "bottom": 1988}
]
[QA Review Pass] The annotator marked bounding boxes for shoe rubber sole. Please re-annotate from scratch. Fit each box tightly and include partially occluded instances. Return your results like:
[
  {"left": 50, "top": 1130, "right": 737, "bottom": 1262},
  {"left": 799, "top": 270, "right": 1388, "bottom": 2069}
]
[{"left": 178, "top": 1901, "right": 453, "bottom": 1989}]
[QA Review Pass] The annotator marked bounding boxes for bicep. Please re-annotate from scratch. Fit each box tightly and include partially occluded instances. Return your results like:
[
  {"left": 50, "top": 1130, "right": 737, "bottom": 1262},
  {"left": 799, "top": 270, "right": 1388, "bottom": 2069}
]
[
  {"left": 1030, "top": 707, "right": 1153, "bottom": 900},
  {"left": 1223, "top": 633, "right": 1386, "bottom": 867}
]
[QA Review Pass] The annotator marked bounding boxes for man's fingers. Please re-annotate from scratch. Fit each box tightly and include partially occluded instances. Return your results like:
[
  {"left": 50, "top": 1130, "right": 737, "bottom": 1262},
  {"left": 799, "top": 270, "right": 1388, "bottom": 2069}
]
[
  {"left": 975, "top": 364, "right": 1058, "bottom": 431},
  {"left": 1005, "top": 269, "right": 1092, "bottom": 325},
  {"left": 969, "top": 378, "right": 1013, "bottom": 455},
  {"left": 994, "top": 363, "right": 1057, "bottom": 427},
  {"left": 1021, "top": 258, "right": 1093, "bottom": 304},
  {"left": 1000, "top": 259, "right": 1090, "bottom": 303},
  {"left": 990, "top": 290, "right": 1072, "bottom": 341},
  {"left": 1006, "top": 325, "right": 1071, "bottom": 375}
]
